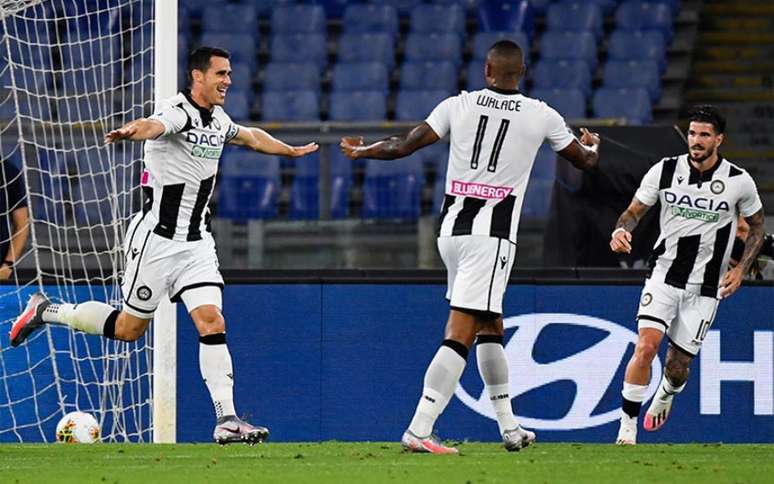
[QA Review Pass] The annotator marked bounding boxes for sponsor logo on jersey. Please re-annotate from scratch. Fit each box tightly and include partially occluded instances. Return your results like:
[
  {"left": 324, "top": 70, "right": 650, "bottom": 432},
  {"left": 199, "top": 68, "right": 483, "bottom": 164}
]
[
  {"left": 450, "top": 180, "right": 512, "bottom": 199},
  {"left": 185, "top": 132, "right": 226, "bottom": 159},
  {"left": 664, "top": 190, "right": 729, "bottom": 222},
  {"left": 672, "top": 206, "right": 719, "bottom": 222}
]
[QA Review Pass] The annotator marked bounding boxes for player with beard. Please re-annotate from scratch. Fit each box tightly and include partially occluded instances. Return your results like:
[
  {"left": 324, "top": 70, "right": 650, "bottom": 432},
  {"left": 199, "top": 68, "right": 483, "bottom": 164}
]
[{"left": 610, "top": 105, "right": 765, "bottom": 444}]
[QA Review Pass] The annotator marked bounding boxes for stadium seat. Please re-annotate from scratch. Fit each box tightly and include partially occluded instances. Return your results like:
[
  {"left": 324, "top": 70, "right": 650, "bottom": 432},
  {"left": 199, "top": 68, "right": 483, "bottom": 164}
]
[
  {"left": 56, "top": 95, "right": 107, "bottom": 124},
  {"left": 229, "top": 62, "right": 254, "bottom": 92},
  {"left": 531, "top": 60, "right": 592, "bottom": 96},
  {"left": 331, "top": 62, "right": 389, "bottom": 92},
  {"left": 602, "top": 60, "right": 662, "bottom": 102},
  {"left": 201, "top": 5, "right": 258, "bottom": 34},
  {"left": 180, "top": 0, "right": 228, "bottom": 17},
  {"left": 271, "top": 5, "right": 326, "bottom": 34},
  {"left": 539, "top": 32, "right": 598, "bottom": 69},
  {"left": 330, "top": 149, "right": 352, "bottom": 219},
  {"left": 329, "top": 91, "right": 386, "bottom": 121},
  {"left": 261, "top": 90, "right": 320, "bottom": 122},
  {"left": 573, "top": 0, "right": 619, "bottom": 15},
  {"left": 342, "top": 5, "right": 399, "bottom": 35},
  {"left": 270, "top": 34, "right": 328, "bottom": 68},
  {"left": 400, "top": 61, "right": 459, "bottom": 92},
  {"left": 415, "top": 141, "right": 450, "bottom": 170},
  {"left": 472, "top": 31, "right": 529, "bottom": 61},
  {"left": 530, "top": 88, "right": 587, "bottom": 119},
  {"left": 239, "top": 0, "right": 297, "bottom": 17},
  {"left": 546, "top": 2, "right": 603, "bottom": 39},
  {"left": 592, "top": 87, "right": 653, "bottom": 124},
  {"left": 395, "top": 90, "right": 451, "bottom": 121},
  {"left": 641, "top": 0, "right": 681, "bottom": 14},
  {"left": 404, "top": 33, "right": 463, "bottom": 65},
  {"left": 309, "top": 0, "right": 351, "bottom": 18},
  {"left": 337, "top": 33, "right": 395, "bottom": 68},
  {"left": 607, "top": 30, "right": 667, "bottom": 72},
  {"left": 615, "top": 1, "right": 674, "bottom": 43},
  {"left": 525, "top": 0, "right": 551, "bottom": 14},
  {"left": 522, "top": 179, "right": 553, "bottom": 220},
  {"left": 224, "top": 90, "right": 252, "bottom": 121},
  {"left": 218, "top": 152, "right": 281, "bottom": 220},
  {"left": 199, "top": 34, "right": 257, "bottom": 66},
  {"left": 74, "top": 175, "right": 113, "bottom": 226},
  {"left": 465, "top": 61, "right": 486, "bottom": 91},
  {"left": 62, "top": 30, "right": 121, "bottom": 70},
  {"left": 477, "top": 0, "right": 534, "bottom": 38},
  {"left": 262, "top": 63, "right": 321, "bottom": 92},
  {"left": 431, "top": 0, "right": 480, "bottom": 10},
  {"left": 362, "top": 155, "right": 424, "bottom": 220},
  {"left": 410, "top": 4, "right": 466, "bottom": 34},
  {"left": 531, "top": 144, "right": 557, "bottom": 182},
  {"left": 368, "top": 0, "right": 424, "bottom": 16},
  {"left": 289, "top": 152, "right": 321, "bottom": 220}
]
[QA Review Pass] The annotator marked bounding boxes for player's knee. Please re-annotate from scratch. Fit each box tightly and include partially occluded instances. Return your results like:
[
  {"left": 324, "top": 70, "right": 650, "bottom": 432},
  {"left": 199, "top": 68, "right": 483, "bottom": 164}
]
[
  {"left": 634, "top": 340, "right": 658, "bottom": 365},
  {"left": 192, "top": 305, "right": 225, "bottom": 335}
]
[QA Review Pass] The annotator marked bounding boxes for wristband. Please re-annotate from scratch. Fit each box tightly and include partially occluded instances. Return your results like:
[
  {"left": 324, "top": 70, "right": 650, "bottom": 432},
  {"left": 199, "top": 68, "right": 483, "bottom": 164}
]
[{"left": 611, "top": 227, "right": 627, "bottom": 238}]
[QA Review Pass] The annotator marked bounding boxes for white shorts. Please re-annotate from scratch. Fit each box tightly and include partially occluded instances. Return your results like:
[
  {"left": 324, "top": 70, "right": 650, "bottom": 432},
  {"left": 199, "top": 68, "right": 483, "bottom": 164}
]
[
  {"left": 636, "top": 278, "right": 719, "bottom": 356},
  {"left": 121, "top": 213, "right": 224, "bottom": 319},
  {"left": 438, "top": 235, "right": 516, "bottom": 316}
]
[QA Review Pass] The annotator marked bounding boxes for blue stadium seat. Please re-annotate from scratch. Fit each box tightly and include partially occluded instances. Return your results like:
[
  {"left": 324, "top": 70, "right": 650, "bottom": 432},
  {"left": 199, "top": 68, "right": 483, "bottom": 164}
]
[
  {"left": 63, "top": 29, "right": 121, "bottom": 70},
  {"left": 74, "top": 174, "right": 113, "bottom": 226},
  {"left": 337, "top": 33, "right": 395, "bottom": 68},
  {"left": 641, "top": 0, "right": 680, "bottom": 14},
  {"left": 431, "top": 0, "right": 480, "bottom": 10},
  {"left": 530, "top": 88, "right": 587, "bottom": 119},
  {"left": 289, "top": 152, "right": 321, "bottom": 220},
  {"left": 546, "top": 2, "right": 603, "bottom": 39},
  {"left": 404, "top": 33, "right": 463, "bottom": 65},
  {"left": 571, "top": 0, "right": 619, "bottom": 15},
  {"left": 477, "top": 0, "right": 534, "bottom": 37},
  {"left": 181, "top": 0, "right": 229, "bottom": 17},
  {"left": 607, "top": 30, "right": 667, "bottom": 72},
  {"left": 309, "top": 0, "right": 351, "bottom": 18},
  {"left": 239, "top": 0, "right": 297, "bottom": 17},
  {"left": 199, "top": 33, "right": 257, "bottom": 65},
  {"left": 602, "top": 60, "right": 662, "bottom": 102},
  {"left": 261, "top": 90, "right": 320, "bottom": 122},
  {"left": 615, "top": 1, "right": 674, "bottom": 42},
  {"left": 342, "top": 5, "right": 399, "bottom": 35},
  {"left": 362, "top": 155, "right": 424, "bottom": 220},
  {"left": 271, "top": 5, "right": 326, "bottom": 34},
  {"left": 368, "top": 0, "right": 424, "bottom": 16},
  {"left": 332, "top": 62, "right": 389, "bottom": 92},
  {"left": 526, "top": 0, "right": 552, "bottom": 14},
  {"left": 531, "top": 144, "right": 557, "bottom": 182},
  {"left": 395, "top": 90, "right": 451, "bottom": 121},
  {"left": 330, "top": 149, "right": 352, "bottom": 219},
  {"left": 417, "top": 141, "right": 450, "bottom": 171},
  {"left": 592, "top": 87, "right": 653, "bottom": 124},
  {"left": 262, "top": 63, "right": 321, "bottom": 92},
  {"left": 400, "top": 62, "right": 459, "bottom": 92},
  {"left": 202, "top": 5, "right": 258, "bottom": 34},
  {"left": 522, "top": 180, "right": 553, "bottom": 220},
  {"left": 218, "top": 152, "right": 280, "bottom": 220},
  {"left": 224, "top": 89, "right": 252, "bottom": 121},
  {"left": 472, "top": 31, "right": 529, "bottom": 61},
  {"left": 270, "top": 34, "right": 328, "bottom": 68},
  {"left": 410, "top": 4, "right": 466, "bottom": 33},
  {"left": 229, "top": 62, "right": 254, "bottom": 92},
  {"left": 539, "top": 32, "right": 598, "bottom": 68},
  {"left": 465, "top": 61, "right": 486, "bottom": 91},
  {"left": 56, "top": 95, "right": 107, "bottom": 124},
  {"left": 531, "top": 60, "right": 592, "bottom": 96},
  {"left": 329, "top": 91, "right": 386, "bottom": 121}
]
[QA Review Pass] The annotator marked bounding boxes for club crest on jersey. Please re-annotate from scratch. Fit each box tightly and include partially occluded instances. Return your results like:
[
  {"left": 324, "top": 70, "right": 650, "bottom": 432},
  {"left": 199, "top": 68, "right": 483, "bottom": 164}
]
[{"left": 710, "top": 180, "right": 725, "bottom": 194}]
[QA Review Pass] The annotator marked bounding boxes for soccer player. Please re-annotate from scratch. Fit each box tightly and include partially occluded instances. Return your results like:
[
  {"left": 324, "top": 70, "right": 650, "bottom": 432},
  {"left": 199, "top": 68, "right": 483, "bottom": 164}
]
[
  {"left": 611, "top": 105, "right": 765, "bottom": 445},
  {"left": 9, "top": 47, "right": 318, "bottom": 444},
  {"left": 339, "top": 40, "right": 600, "bottom": 453}
]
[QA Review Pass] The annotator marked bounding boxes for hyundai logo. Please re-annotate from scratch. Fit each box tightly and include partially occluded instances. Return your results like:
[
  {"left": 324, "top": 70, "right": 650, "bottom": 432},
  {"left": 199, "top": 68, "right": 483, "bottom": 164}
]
[{"left": 455, "top": 313, "right": 662, "bottom": 430}]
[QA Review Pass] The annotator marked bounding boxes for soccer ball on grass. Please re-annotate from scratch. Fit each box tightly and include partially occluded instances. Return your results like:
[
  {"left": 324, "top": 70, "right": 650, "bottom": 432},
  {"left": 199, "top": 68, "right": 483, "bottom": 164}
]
[{"left": 55, "top": 411, "right": 100, "bottom": 444}]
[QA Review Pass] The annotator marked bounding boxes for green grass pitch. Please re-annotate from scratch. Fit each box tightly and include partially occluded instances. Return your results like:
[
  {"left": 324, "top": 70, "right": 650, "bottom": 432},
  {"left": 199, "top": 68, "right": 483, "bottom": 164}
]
[{"left": 1, "top": 442, "right": 772, "bottom": 483}]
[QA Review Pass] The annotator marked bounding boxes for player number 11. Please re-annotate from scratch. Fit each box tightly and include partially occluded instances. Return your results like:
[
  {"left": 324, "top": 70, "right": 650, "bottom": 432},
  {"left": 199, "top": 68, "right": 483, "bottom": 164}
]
[{"left": 470, "top": 114, "right": 510, "bottom": 173}]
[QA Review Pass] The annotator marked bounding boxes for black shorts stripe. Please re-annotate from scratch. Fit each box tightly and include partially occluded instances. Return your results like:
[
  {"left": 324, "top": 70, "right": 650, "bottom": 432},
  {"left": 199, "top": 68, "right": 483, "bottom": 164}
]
[
  {"left": 170, "top": 281, "right": 225, "bottom": 304},
  {"left": 646, "top": 239, "right": 667, "bottom": 276},
  {"left": 123, "top": 299, "right": 156, "bottom": 316},
  {"left": 637, "top": 314, "right": 668, "bottom": 329},
  {"left": 125, "top": 229, "right": 151, "bottom": 306},
  {"left": 486, "top": 239, "right": 502, "bottom": 312},
  {"left": 701, "top": 222, "right": 733, "bottom": 297},
  {"left": 665, "top": 234, "right": 701, "bottom": 289},
  {"left": 142, "top": 185, "right": 153, "bottom": 215},
  {"left": 659, "top": 157, "right": 678, "bottom": 189},
  {"left": 125, "top": 212, "right": 146, "bottom": 256},
  {"left": 489, "top": 195, "right": 516, "bottom": 239},
  {"left": 439, "top": 194, "right": 455, "bottom": 228},
  {"left": 187, "top": 175, "right": 215, "bottom": 241},
  {"left": 154, "top": 183, "right": 185, "bottom": 239},
  {"left": 451, "top": 197, "right": 487, "bottom": 235}
]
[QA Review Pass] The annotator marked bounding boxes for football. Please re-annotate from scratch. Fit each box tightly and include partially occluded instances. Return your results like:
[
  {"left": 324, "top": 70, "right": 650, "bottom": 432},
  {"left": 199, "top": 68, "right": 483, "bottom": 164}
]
[{"left": 55, "top": 412, "right": 100, "bottom": 444}]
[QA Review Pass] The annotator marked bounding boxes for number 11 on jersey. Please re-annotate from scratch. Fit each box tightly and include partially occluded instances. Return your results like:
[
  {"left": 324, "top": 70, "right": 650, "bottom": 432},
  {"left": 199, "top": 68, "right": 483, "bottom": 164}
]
[{"left": 470, "top": 115, "right": 510, "bottom": 173}]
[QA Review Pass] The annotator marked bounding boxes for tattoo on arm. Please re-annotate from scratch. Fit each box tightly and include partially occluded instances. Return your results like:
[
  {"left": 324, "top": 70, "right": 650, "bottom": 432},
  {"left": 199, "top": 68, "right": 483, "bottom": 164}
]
[
  {"left": 359, "top": 123, "right": 440, "bottom": 160},
  {"left": 738, "top": 209, "right": 766, "bottom": 273},
  {"left": 615, "top": 199, "right": 650, "bottom": 233}
]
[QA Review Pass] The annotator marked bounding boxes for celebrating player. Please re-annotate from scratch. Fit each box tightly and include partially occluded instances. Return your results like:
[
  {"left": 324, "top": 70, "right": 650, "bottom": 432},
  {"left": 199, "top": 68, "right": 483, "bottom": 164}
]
[
  {"left": 9, "top": 46, "right": 318, "bottom": 444},
  {"left": 611, "top": 105, "right": 765, "bottom": 445},
  {"left": 340, "top": 40, "right": 600, "bottom": 453}
]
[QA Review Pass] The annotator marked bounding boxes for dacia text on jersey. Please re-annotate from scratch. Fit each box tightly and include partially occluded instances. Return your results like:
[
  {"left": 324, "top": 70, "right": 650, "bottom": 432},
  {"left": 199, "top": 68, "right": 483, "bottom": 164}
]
[
  {"left": 185, "top": 132, "right": 225, "bottom": 159},
  {"left": 665, "top": 190, "right": 730, "bottom": 223}
]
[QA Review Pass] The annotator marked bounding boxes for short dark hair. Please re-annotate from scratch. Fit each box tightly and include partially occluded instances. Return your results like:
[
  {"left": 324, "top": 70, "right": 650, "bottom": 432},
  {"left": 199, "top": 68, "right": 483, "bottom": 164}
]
[
  {"left": 487, "top": 39, "right": 524, "bottom": 63},
  {"left": 187, "top": 46, "right": 230, "bottom": 83},
  {"left": 687, "top": 105, "right": 726, "bottom": 134}
]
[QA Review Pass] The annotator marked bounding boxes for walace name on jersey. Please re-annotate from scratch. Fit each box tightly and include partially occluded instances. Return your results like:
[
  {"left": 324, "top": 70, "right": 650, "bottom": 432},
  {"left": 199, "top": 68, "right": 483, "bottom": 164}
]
[
  {"left": 476, "top": 94, "right": 522, "bottom": 112},
  {"left": 185, "top": 131, "right": 225, "bottom": 159},
  {"left": 665, "top": 190, "right": 730, "bottom": 223}
]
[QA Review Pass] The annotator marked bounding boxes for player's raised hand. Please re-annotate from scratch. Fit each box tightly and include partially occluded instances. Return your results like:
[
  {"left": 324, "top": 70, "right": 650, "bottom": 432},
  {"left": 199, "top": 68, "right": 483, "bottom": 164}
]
[
  {"left": 610, "top": 228, "right": 632, "bottom": 254},
  {"left": 287, "top": 142, "right": 319, "bottom": 157},
  {"left": 104, "top": 124, "right": 138, "bottom": 144},
  {"left": 340, "top": 136, "right": 364, "bottom": 159},
  {"left": 579, "top": 127, "right": 600, "bottom": 147},
  {"left": 719, "top": 266, "right": 744, "bottom": 299}
]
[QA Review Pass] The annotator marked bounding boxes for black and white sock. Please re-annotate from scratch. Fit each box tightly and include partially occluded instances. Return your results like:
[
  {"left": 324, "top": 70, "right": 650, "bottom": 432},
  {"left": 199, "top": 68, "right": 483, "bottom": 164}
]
[
  {"left": 41, "top": 302, "right": 119, "bottom": 339},
  {"left": 199, "top": 333, "right": 236, "bottom": 420},
  {"left": 621, "top": 382, "right": 648, "bottom": 419}
]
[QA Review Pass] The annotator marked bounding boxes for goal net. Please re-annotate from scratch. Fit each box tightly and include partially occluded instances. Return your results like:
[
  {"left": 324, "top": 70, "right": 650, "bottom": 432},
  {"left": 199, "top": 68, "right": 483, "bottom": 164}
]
[{"left": 0, "top": 0, "right": 156, "bottom": 442}]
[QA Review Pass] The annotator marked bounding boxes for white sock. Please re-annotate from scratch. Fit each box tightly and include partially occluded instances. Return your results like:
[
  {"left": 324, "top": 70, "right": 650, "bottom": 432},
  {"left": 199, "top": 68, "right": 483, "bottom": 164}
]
[
  {"left": 476, "top": 341, "right": 518, "bottom": 436},
  {"left": 42, "top": 302, "right": 117, "bottom": 335},
  {"left": 199, "top": 334, "right": 236, "bottom": 419},
  {"left": 408, "top": 343, "right": 467, "bottom": 438},
  {"left": 653, "top": 374, "right": 686, "bottom": 401}
]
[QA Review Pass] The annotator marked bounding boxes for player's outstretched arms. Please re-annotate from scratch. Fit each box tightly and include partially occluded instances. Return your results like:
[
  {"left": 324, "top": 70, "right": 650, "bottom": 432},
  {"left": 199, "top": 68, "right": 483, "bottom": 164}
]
[
  {"left": 104, "top": 119, "right": 165, "bottom": 144},
  {"left": 230, "top": 125, "right": 318, "bottom": 157},
  {"left": 610, "top": 197, "right": 651, "bottom": 254},
  {"left": 339, "top": 122, "right": 440, "bottom": 160},
  {"left": 720, "top": 208, "right": 765, "bottom": 298},
  {"left": 558, "top": 127, "right": 600, "bottom": 171}
]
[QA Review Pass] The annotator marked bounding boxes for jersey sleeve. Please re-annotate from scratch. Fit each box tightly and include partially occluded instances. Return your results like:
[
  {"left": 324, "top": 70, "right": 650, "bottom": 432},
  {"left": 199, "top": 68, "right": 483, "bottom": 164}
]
[
  {"left": 148, "top": 100, "right": 191, "bottom": 136},
  {"left": 633, "top": 162, "right": 661, "bottom": 206},
  {"left": 221, "top": 111, "right": 240, "bottom": 143},
  {"left": 543, "top": 105, "right": 575, "bottom": 152},
  {"left": 738, "top": 172, "right": 763, "bottom": 217},
  {"left": 425, "top": 96, "right": 454, "bottom": 138}
]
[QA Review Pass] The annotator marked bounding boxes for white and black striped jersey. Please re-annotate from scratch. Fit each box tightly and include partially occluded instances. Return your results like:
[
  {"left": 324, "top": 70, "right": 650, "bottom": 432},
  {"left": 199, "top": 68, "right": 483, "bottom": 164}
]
[
  {"left": 426, "top": 87, "right": 575, "bottom": 243},
  {"left": 141, "top": 91, "right": 239, "bottom": 242},
  {"left": 635, "top": 154, "right": 763, "bottom": 298}
]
